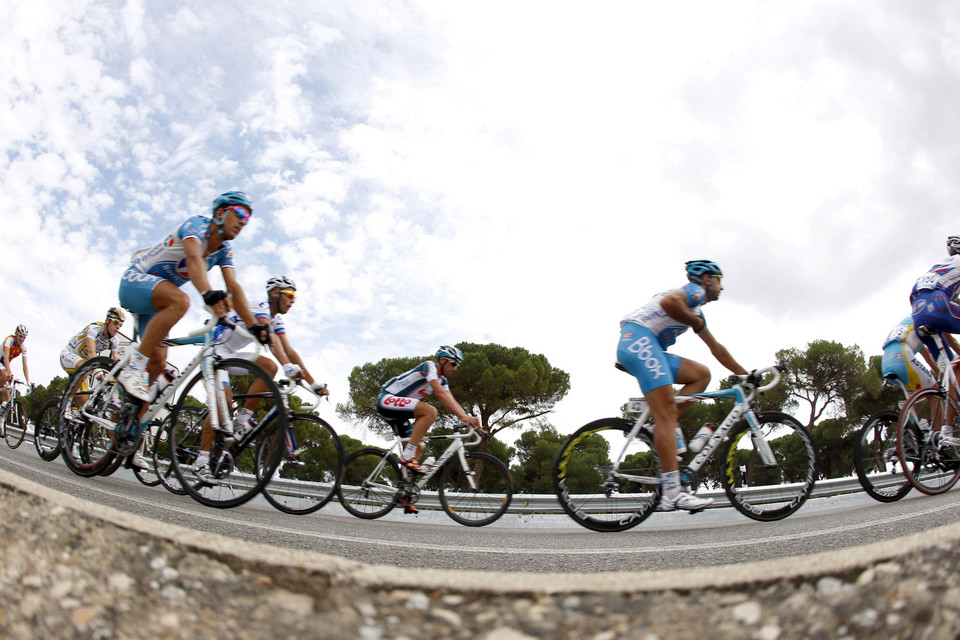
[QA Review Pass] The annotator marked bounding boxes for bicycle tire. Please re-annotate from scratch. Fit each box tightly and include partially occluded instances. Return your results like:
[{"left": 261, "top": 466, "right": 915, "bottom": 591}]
[
  {"left": 260, "top": 414, "right": 344, "bottom": 515},
  {"left": 853, "top": 410, "right": 912, "bottom": 502},
  {"left": 896, "top": 388, "right": 960, "bottom": 495},
  {"left": 170, "top": 358, "right": 287, "bottom": 509},
  {"left": 4, "top": 400, "right": 26, "bottom": 448},
  {"left": 59, "top": 357, "right": 124, "bottom": 477},
  {"left": 552, "top": 418, "right": 661, "bottom": 532},
  {"left": 720, "top": 411, "right": 818, "bottom": 521},
  {"left": 33, "top": 396, "right": 63, "bottom": 461},
  {"left": 338, "top": 447, "right": 401, "bottom": 519},
  {"left": 438, "top": 451, "right": 513, "bottom": 526},
  {"left": 154, "top": 408, "right": 204, "bottom": 496}
]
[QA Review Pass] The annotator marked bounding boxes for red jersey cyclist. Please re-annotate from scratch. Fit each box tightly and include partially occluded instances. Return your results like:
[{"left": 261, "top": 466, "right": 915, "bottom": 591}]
[
  {"left": 1, "top": 324, "right": 32, "bottom": 412},
  {"left": 616, "top": 259, "right": 748, "bottom": 512},
  {"left": 376, "top": 346, "right": 481, "bottom": 473},
  {"left": 116, "top": 191, "right": 269, "bottom": 402}
]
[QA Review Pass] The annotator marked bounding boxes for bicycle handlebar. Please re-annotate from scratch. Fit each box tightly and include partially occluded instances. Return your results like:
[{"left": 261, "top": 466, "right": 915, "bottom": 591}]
[
  {"left": 731, "top": 362, "right": 787, "bottom": 395},
  {"left": 278, "top": 377, "right": 324, "bottom": 412}
]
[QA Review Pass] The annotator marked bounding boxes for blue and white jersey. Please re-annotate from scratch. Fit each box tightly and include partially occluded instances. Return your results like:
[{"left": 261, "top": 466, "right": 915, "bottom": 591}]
[
  {"left": 620, "top": 283, "right": 707, "bottom": 349},
  {"left": 912, "top": 255, "right": 960, "bottom": 300},
  {"left": 213, "top": 299, "right": 284, "bottom": 353},
  {"left": 128, "top": 215, "right": 234, "bottom": 287},
  {"left": 882, "top": 316, "right": 923, "bottom": 351},
  {"left": 381, "top": 361, "right": 449, "bottom": 399}
]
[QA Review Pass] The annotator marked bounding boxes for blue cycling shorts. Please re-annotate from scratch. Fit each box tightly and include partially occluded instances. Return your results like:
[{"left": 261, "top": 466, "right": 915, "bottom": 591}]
[
  {"left": 118, "top": 267, "right": 165, "bottom": 339},
  {"left": 881, "top": 342, "right": 935, "bottom": 391},
  {"left": 911, "top": 290, "right": 960, "bottom": 359},
  {"left": 616, "top": 323, "right": 683, "bottom": 394}
]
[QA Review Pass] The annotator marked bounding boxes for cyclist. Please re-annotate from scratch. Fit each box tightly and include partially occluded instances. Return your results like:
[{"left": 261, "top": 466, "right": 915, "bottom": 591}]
[
  {"left": 1, "top": 324, "right": 32, "bottom": 412},
  {"left": 60, "top": 307, "right": 125, "bottom": 374},
  {"left": 189, "top": 276, "right": 329, "bottom": 479},
  {"left": 117, "top": 191, "right": 269, "bottom": 402},
  {"left": 616, "top": 259, "right": 748, "bottom": 512},
  {"left": 376, "top": 346, "right": 481, "bottom": 486}
]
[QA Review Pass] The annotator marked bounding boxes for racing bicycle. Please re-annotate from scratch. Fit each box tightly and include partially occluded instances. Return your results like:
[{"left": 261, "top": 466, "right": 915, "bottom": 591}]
[
  {"left": 338, "top": 421, "right": 513, "bottom": 526},
  {"left": 852, "top": 379, "right": 915, "bottom": 503},
  {"left": 1, "top": 379, "right": 28, "bottom": 449},
  {"left": 896, "top": 326, "right": 960, "bottom": 495},
  {"left": 553, "top": 363, "right": 818, "bottom": 532},
  {"left": 59, "top": 311, "right": 288, "bottom": 511}
]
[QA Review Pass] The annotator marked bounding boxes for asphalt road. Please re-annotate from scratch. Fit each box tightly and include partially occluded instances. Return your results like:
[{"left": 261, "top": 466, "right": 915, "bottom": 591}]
[{"left": 3, "top": 442, "right": 959, "bottom": 574}]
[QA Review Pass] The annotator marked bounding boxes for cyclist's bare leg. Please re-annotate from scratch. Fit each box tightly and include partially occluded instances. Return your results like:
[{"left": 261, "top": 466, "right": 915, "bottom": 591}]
[
  {"left": 673, "top": 359, "right": 711, "bottom": 417},
  {"left": 647, "top": 384, "right": 680, "bottom": 473},
  {"left": 241, "top": 356, "right": 277, "bottom": 413},
  {"left": 404, "top": 402, "right": 438, "bottom": 460}
]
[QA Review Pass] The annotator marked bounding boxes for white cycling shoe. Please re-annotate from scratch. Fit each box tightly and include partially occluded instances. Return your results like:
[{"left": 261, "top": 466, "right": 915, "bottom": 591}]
[
  {"left": 658, "top": 491, "right": 714, "bottom": 512},
  {"left": 117, "top": 368, "right": 152, "bottom": 402}
]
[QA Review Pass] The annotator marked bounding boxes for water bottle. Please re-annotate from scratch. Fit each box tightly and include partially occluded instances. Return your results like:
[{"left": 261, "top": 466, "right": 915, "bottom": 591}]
[
  {"left": 152, "top": 368, "right": 175, "bottom": 401},
  {"left": 688, "top": 423, "right": 715, "bottom": 453},
  {"left": 421, "top": 456, "right": 436, "bottom": 472},
  {"left": 675, "top": 427, "right": 687, "bottom": 454}
]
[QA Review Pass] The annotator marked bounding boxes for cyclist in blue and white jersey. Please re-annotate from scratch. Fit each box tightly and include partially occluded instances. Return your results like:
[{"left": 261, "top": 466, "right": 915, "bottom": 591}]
[
  {"left": 910, "top": 236, "right": 960, "bottom": 362},
  {"left": 881, "top": 316, "right": 938, "bottom": 392},
  {"left": 376, "top": 346, "right": 481, "bottom": 481},
  {"left": 616, "top": 259, "right": 747, "bottom": 512},
  {"left": 117, "top": 191, "right": 269, "bottom": 402}
]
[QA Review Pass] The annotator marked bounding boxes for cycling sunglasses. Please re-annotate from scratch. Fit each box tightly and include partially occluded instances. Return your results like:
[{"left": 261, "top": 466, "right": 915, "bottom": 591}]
[{"left": 226, "top": 206, "right": 252, "bottom": 222}]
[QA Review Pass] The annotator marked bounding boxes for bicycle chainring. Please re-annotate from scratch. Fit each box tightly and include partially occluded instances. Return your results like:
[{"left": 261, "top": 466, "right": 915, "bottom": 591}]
[{"left": 397, "top": 481, "right": 420, "bottom": 504}]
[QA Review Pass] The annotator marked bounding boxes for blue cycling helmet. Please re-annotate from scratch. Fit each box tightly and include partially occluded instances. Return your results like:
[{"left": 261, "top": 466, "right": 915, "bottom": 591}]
[
  {"left": 685, "top": 259, "right": 723, "bottom": 281},
  {"left": 211, "top": 191, "right": 253, "bottom": 215},
  {"left": 436, "top": 345, "right": 464, "bottom": 362}
]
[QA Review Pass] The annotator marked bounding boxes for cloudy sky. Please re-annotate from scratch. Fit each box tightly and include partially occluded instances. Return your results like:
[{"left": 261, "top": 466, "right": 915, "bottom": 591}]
[{"left": 2, "top": 1, "right": 958, "bottom": 444}]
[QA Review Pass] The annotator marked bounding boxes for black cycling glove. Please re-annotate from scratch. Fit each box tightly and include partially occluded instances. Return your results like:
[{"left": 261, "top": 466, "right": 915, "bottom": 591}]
[
  {"left": 249, "top": 323, "right": 271, "bottom": 345},
  {"left": 202, "top": 289, "right": 228, "bottom": 306}
]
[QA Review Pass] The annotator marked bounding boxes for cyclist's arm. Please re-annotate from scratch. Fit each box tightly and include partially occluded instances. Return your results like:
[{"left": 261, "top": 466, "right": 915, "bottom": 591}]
[
  {"left": 2, "top": 346, "right": 11, "bottom": 377},
  {"left": 428, "top": 379, "right": 479, "bottom": 427},
  {"left": 222, "top": 268, "right": 258, "bottom": 329},
  {"left": 660, "top": 288, "right": 705, "bottom": 329},
  {"left": 696, "top": 328, "right": 747, "bottom": 376},
  {"left": 273, "top": 332, "right": 316, "bottom": 385},
  {"left": 182, "top": 236, "right": 230, "bottom": 316},
  {"left": 84, "top": 336, "right": 97, "bottom": 360},
  {"left": 21, "top": 354, "right": 29, "bottom": 385}
]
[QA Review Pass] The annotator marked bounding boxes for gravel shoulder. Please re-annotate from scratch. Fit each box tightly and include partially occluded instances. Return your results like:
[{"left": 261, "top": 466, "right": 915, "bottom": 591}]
[{"left": 0, "top": 469, "right": 958, "bottom": 639}]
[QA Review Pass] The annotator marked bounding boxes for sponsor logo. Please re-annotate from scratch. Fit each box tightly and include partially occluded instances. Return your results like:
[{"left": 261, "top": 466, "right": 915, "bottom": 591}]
[
  {"left": 626, "top": 336, "right": 666, "bottom": 379},
  {"left": 382, "top": 396, "right": 413, "bottom": 409},
  {"left": 122, "top": 270, "right": 156, "bottom": 284}
]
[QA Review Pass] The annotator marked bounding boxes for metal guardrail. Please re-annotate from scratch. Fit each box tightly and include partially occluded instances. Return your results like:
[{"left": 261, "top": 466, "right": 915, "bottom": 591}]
[{"left": 332, "top": 475, "right": 872, "bottom": 514}]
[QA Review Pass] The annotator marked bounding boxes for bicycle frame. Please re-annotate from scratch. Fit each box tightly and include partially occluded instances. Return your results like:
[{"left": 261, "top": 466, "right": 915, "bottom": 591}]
[
  {"left": 610, "top": 366, "right": 783, "bottom": 486},
  {"left": 906, "top": 331, "right": 960, "bottom": 446},
  {"left": 368, "top": 426, "right": 482, "bottom": 490}
]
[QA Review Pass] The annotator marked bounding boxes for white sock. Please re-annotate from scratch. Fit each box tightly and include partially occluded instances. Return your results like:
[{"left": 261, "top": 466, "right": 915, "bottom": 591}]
[
  {"left": 237, "top": 408, "right": 254, "bottom": 424},
  {"left": 662, "top": 470, "right": 680, "bottom": 500},
  {"left": 128, "top": 351, "right": 148, "bottom": 372},
  {"left": 401, "top": 443, "right": 418, "bottom": 461}
]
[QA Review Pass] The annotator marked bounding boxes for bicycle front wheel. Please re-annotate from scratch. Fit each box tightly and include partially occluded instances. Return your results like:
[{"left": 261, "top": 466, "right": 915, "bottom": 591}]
[
  {"left": 170, "top": 358, "right": 287, "bottom": 509},
  {"left": 721, "top": 411, "right": 818, "bottom": 521},
  {"left": 4, "top": 400, "right": 26, "bottom": 448},
  {"left": 896, "top": 388, "right": 960, "bottom": 495},
  {"left": 154, "top": 407, "right": 205, "bottom": 496},
  {"left": 260, "top": 414, "right": 344, "bottom": 515},
  {"left": 438, "top": 452, "right": 513, "bottom": 526},
  {"left": 552, "top": 418, "right": 661, "bottom": 532},
  {"left": 853, "top": 410, "right": 912, "bottom": 502},
  {"left": 33, "top": 396, "right": 63, "bottom": 461},
  {"left": 59, "top": 357, "right": 124, "bottom": 477},
  {"left": 338, "top": 447, "right": 400, "bottom": 519}
]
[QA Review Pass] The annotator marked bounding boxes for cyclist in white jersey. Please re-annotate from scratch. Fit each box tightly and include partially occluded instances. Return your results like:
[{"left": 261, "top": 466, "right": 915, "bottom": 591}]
[
  {"left": 376, "top": 346, "right": 481, "bottom": 483},
  {"left": 616, "top": 260, "right": 747, "bottom": 512},
  {"left": 60, "top": 308, "right": 125, "bottom": 374},
  {"left": 910, "top": 236, "right": 960, "bottom": 361},
  {"left": 116, "top": 191, "right": 269, "bottom": 403}
]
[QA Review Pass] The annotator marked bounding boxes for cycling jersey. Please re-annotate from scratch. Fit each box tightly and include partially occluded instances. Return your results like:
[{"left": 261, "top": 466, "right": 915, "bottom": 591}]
[
  {"left": 881, "top": 316, "right": 935, "bottom": 391},
  {"left": 376, "top": 361, "right": 450, "bottom": 420},
  {"left": 620, "top": 283, "right": 707, "bottom": 349},
  {"left": 128, "top": 215, "right": 235, "bottom": 287},
  {"left": 910, "top": 256, "right": 960, "bottom": 358},
  {"left": 64, "top": 322, "right": 119, "bottom": 359},
  {"left": 911, "top": 255, "right": 960, "bottom": 299},
  {"left": 0, "top": 335, "right": 25, "bottom": 366},
  {"left": 212, "top": 299, "right": 281, "bottom": 356}
]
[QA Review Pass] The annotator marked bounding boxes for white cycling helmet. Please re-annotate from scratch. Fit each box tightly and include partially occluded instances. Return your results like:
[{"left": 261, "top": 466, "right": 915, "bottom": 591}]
[
  {"left": 266, "top": 276, "right": 296, "bottom": 293},
  {"left": 14, "top": 324, "right": 27, "bottom": 338}
]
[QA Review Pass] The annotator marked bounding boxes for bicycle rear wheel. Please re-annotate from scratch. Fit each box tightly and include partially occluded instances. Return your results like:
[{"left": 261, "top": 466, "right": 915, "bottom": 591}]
[
  {"left": 438, "top": 451, "right": 513, "bottom": 526},
  {"left": 552, "top": 418, "right": 661, "bottom": 532},
  {"left": 33, "top": 396, "right": 63, "bottom": 461},
  {"left": 896, "top": 388, "right": 960, "bottom": 495},
  {"left": 170, "top": 358, "right": 287, "bottom": 509},
  {"left": 261, "top": 414, "right": 344, "bottom": 515},
  {"left": 721, "top": 411, "right": 818, "bottom": 521},
  {"left": 59, "top": 357, "right": 125, "bottom": 477},
  {"left": 4, "top": 400, "right": 26, "bottom": 448},
  {"left": 131, "top": 422, "right": 162, "bottom": 487},
  {"left": 338, "top": 447, "right": 400, "bottom": 519},
  {"left": 854, "top": 410, "right": 912, "bottom": 502}
]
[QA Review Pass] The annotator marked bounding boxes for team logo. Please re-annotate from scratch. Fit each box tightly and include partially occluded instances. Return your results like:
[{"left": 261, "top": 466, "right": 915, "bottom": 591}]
[
  {"left": 177, "top": 259, "right": 190, "bottom": 279},
  {"left": 627, "top": 336, "right": 666, "bottom": 379}
]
